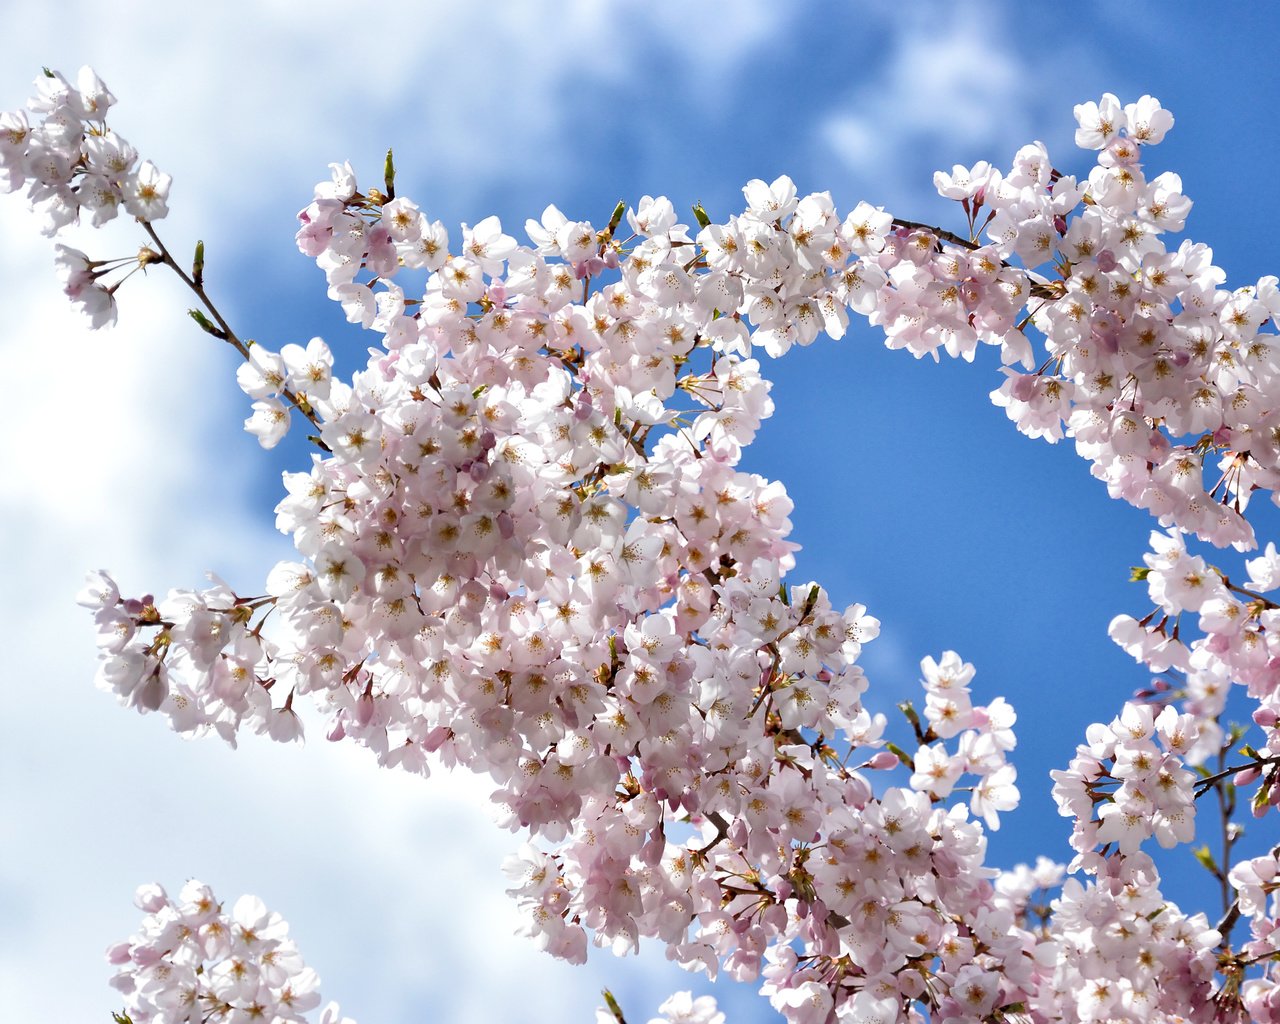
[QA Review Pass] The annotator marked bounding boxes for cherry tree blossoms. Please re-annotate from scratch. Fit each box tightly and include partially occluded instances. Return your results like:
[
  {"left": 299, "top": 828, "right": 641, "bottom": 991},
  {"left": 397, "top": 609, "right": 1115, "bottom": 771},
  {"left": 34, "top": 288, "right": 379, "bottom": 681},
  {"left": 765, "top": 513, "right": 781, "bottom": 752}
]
[{"left": 8, "top": 65, "right": 1280, "bottom": 1023}]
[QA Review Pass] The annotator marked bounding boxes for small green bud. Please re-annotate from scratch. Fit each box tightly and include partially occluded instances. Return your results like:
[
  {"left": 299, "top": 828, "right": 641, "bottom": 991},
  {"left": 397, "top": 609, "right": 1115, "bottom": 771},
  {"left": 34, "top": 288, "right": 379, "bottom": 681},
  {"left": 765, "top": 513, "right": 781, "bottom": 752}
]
[
  {"left": 1192, "top": 845, "right": 1218, "bottom": 874},
  {"left": 601, "top": 989, "right": 627, "bottom": 1024},
  {"left": 692, "top": 201, "right": 711, "bottom": 229},
  {"left": 192, "top": 240, "right": 205, "bottom": 288},
  {"left": 802, "top": 584, "right": 820, "bottom": 615},
  {"left": 383, "top": 148, "right": 396, "bottom": 200},
  {"left": 1255, "top": 771, "right": 1274, "bottom": 809},
  {"left": 1130, "top": 567, "right": 1151, "bottom": 582},
  {"left": 606, "top": 199, "right": 626, "bottom": 237},
  {"left": 187, "top": 309, "right": 224, "bottom": 338}
]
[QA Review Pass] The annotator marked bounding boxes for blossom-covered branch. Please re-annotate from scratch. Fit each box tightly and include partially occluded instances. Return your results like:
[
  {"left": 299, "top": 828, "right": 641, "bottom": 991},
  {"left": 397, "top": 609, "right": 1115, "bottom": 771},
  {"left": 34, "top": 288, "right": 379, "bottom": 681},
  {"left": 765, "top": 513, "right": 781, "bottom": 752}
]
[{"left": 8, "top": 67, "right": 1280, "bottom": 1023}]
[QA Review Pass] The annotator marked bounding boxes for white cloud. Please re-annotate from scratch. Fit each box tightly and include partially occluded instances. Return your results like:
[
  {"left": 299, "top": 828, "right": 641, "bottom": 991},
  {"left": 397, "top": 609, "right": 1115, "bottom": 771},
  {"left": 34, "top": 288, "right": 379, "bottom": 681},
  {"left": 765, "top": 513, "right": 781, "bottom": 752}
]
[
  {"left": 3, "top": 0, "right": 792, "bottom": 224},
  {"left": 819, "top": 9, "right": 1081, "bottom": 210}
]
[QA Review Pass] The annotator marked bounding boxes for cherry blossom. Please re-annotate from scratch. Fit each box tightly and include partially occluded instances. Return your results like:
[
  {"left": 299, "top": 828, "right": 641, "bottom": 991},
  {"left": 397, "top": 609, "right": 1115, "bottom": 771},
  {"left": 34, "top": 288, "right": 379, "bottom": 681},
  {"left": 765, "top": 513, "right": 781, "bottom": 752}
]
[
  {"left": 9, "top": 66, "right": 1280, "bottom": 1023},
  {"left": 109, "top": 881, "right": 350, "bottom": 1024}
]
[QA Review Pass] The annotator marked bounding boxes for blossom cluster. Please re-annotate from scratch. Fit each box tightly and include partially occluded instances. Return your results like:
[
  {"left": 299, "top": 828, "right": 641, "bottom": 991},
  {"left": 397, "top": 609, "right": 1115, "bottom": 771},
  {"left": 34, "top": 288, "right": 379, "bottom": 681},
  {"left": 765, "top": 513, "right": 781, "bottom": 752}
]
[
  {"left": 1050, "top": 701, "right": 1200, "bottom": 856},
  {"left": 906, "top": 651, "right": 1019, "bottom": 828},
  {"left": 6, "top": 64, "right": 1279, "bottom": 1023},
  {"left": 1229, "top": 848, "right": 1280, "bottom": 1022},
  {"left": 108, "top": 880, "right": 353, "bottom": 1024},
  {"left": 1035, "top": 852, "right": 1222, "bottom": 1023},
  {"left": 593, "top": 991, "right": 726, "bottom": 1024},
  {"left": 1108, "top": 529, "right": 1280, "bottom": 813},
  {"left": 76, "top": 132, "right": 1043, "bottom": 1014},
  {"left": 979, "top": 96, "right": 1280, "bottom": 553},
  {"left": 1, "top": 67, "right": 171, "bottom": 326}
]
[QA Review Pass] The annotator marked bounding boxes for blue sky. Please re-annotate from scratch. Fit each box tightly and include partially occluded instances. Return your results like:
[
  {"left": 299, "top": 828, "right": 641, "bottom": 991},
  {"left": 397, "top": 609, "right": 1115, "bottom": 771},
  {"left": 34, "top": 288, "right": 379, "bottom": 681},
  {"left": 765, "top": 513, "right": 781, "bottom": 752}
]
[{"left": 2, "top": 2, "right": 1279, "bottom": 1021}]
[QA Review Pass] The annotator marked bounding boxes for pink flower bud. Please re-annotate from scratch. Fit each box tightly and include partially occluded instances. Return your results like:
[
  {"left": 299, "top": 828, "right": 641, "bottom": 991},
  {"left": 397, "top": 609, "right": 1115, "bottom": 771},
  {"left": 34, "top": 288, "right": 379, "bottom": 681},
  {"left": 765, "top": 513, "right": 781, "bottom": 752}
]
[
  {"left": 422, "top": 726, "right": 451, "bottom": 753},
  {"left": 867, "top": 751, "right": 900, "bottom": 770},
  {"left": 640, "top": 832, "right": 665, "bottom": 866}
]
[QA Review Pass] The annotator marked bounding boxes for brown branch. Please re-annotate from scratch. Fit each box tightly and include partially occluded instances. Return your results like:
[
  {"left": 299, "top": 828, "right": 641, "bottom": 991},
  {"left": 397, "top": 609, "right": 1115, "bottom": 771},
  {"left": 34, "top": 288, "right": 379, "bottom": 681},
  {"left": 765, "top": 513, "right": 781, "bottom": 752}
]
[
  {"left": 890, "top": 217, "right": 1061, "bottom": 301},
  {"left": 1194, "top": 756, "right": 1280, "bottom": 796},
  {"left": 140, "top": 221, "right": 328, "bottom": 441}
]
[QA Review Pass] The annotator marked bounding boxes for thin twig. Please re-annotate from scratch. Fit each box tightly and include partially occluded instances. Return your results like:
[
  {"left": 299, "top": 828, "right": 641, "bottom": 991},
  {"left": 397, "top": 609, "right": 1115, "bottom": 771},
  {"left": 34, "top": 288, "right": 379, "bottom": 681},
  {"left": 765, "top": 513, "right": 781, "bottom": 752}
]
[{"left": 140, "top": 221, "right": 327, "bottom": 438}]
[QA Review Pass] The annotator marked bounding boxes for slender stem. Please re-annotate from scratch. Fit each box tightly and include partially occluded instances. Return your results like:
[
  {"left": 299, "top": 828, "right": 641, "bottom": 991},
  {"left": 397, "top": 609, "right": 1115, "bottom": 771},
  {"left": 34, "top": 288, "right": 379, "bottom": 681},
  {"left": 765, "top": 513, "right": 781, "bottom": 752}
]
[
  {"left": 1216, "top": 901, "right": 1241, "bottom": 947},
  {"left": 142, "top": 222, "right": 249, "bottom": 360},
  {"left": 140, "top": 221, "right": 326, "bottom": 436},
  {"left": 1216, "top": 841, "right": 1280, "bottom": 949},
  {"left": 692, "top": 810, "right": 731, "bottom": 858},
  {"left": 1194, "top": 755, "right": 1280, "bottom": 796},
  {"left": 1215, "top": 737, "right": 1235, "bottom": 918},
  {"left": 891, "top": 217, "right": 979, "bottom": 252},
  {"left": 890, "top": 217, "right": 1061, "bottom": 300},
  {"left": 1220, "top": 574, "right": 1280, "bottom": 610}
]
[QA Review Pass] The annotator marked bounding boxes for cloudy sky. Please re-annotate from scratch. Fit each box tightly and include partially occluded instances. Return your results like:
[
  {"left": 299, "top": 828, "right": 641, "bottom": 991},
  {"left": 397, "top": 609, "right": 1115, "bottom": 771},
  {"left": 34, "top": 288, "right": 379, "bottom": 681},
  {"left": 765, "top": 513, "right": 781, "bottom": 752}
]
[{"left": 3, "top": 3, "right": 1280, "bottom": 1021}]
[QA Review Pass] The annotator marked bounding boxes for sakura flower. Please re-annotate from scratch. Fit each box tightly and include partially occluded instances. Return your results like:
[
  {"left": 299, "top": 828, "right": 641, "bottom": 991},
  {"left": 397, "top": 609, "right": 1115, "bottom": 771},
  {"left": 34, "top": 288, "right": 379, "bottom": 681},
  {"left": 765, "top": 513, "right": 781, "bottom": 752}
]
[
  {"left": 648, "top": 991, "right": 725, "bottom": 1024},
  {"left": 970, "top": 762, "right": 1019, "bottom": 830},
  {"left": 53, "top": 244, "right": 116, "bottom": 326},
  {"left": 934, "top": 161, "right": 993, "bottom": 200},
  {"left": 244, "top": 397, "right": 290, "bottom": 449},
  {"left": 281, "top": 336, "right": 334, "bottom": 399},
  {"left": 1125, "top": 95, "right": 1174, "bottom": 145},
  {"left": 1074, "top": 93, "right": 1126, "bottom": 150},
  {"left": 123, "top": 159, "right": 171, "bottom": 221}
]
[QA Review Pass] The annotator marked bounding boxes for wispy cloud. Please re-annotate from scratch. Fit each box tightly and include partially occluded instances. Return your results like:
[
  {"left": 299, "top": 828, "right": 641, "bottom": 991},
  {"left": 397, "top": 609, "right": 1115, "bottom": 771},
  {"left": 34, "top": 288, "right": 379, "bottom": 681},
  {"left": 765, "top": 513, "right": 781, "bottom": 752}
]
[{"left": 818, "top": 8, "right": 1091, "bottom": 212}]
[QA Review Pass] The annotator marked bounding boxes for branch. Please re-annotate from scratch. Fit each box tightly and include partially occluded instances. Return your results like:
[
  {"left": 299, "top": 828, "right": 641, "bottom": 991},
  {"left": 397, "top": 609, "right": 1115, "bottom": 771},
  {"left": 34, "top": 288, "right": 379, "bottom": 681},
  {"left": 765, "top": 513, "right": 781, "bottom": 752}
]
[
  {"left": 891, "top": 217, "right": 979, "bottom": 252},
  {"left": 140, "top": 222, "right": 328, "bottom": 440},
  {"left": 1215, "top": 841, "right": 1280, "bottom": 950},
  {"left": 1193, "top": 755, "right": 1280, "bottom": 797},
  {"left": 890, "top": 217, "right": 1061, "bottom": 300}
]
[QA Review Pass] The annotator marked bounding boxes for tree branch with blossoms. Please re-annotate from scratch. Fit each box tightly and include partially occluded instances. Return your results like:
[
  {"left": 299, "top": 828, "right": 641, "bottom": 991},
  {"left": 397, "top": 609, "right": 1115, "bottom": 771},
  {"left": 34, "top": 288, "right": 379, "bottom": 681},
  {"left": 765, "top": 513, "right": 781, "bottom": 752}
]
[{"left": 10, "top": 66, "right": 1280, "bottom": 1024}]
